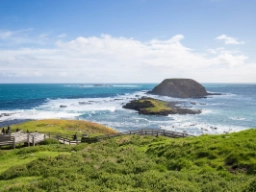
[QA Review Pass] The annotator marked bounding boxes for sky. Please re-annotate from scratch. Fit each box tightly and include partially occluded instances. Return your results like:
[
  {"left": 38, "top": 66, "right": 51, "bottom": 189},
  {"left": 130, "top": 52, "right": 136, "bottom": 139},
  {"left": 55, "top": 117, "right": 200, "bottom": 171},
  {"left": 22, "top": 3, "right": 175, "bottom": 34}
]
[{"left": 0, "top": 0, "right": 256, "bottom": 83}]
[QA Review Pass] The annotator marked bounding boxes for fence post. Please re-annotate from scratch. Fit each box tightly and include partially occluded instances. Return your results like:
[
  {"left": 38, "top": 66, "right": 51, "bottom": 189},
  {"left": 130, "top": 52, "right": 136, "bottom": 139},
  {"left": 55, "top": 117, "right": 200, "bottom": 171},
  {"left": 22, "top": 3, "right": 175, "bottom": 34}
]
[
  {"left": 32, "top": 136, "right": 35, "bottom": 146},
  {"left": 13, "top": 136, "right": 16, "bottom": 149},
  {"left": 27, "top": 133, "right": 30, "bottom": 147}
]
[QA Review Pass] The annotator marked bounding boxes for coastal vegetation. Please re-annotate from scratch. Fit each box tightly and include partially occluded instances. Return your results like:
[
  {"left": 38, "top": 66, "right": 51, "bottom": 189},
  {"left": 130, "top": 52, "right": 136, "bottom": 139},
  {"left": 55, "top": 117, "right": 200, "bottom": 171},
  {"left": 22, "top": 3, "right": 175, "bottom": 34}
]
[
  {"left": 8, "top": 119, "right": 117, "bottom": 136},
  {"left": 1, "top": 121, "right": 256, "bottom": 191},
  {"left": 123, "top": 97, "right": 201, "bottom": 115}
]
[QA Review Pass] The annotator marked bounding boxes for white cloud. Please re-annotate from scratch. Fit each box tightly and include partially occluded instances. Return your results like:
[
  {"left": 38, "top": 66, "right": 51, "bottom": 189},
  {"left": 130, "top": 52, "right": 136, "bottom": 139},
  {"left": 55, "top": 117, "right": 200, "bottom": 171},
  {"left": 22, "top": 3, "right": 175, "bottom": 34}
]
[
  {"left": 39, "top": 33, "right": 48, "bottom": 39},
  {"left": 57, "top": 33, "right": 67, "bottom": 38},
  {"left": 0, "top": 32, "right": 254, "bottom": 83},
  {"left": 0, "top": 29, "right": 33, "bottom": 40},
  {"left": 0, "top": 30, "right": 14, "bottom": 40},
  {"left": 0, "top": 29, "right": 51, "bottom": 46},
  {"left": 216, "top": 34, "right": 245, "bottom": 45}
]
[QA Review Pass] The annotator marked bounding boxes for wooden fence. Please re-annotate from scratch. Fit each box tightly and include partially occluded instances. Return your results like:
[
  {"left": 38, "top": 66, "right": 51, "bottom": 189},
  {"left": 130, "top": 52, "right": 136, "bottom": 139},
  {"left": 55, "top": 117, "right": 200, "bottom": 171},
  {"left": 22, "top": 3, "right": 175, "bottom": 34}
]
[
  {"left": 0, "top": 132, "right": 46, "bottom": 149},
  {"left": 0, "top": 135, "right": 16, "bottom": 149},
  {"left": 81, "top": 129, "right": 193, "bottom": 143},
  {"left": 47, "top": 132, "right": 80, "bottom": 145},
  {"left": 0, "top": 129, "right": 193, "bottom": 148}
]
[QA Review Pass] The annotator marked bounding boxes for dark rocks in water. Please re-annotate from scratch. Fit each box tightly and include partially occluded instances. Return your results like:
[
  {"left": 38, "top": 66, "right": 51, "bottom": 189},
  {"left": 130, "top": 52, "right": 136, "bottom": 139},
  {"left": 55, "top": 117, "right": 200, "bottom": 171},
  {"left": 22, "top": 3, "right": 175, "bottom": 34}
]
[
  {"left": 78, "top": 102, "right": 91, "bottom": 105},
  {"left": 0, "top": 113, "right": 12, "bottom": 118},
  {"left": 60, "top": 105, "right": 67, "bottom": 108},
  {"left": 148, "top": 79, "right": 210, "bottom": 98}
]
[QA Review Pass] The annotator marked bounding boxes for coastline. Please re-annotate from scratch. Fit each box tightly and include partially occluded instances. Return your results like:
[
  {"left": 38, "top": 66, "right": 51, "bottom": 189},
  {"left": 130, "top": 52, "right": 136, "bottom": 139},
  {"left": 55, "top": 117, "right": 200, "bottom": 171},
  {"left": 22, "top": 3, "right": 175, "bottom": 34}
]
[{"left": 0, "top": 83, "right": 255, "bottom": 135}]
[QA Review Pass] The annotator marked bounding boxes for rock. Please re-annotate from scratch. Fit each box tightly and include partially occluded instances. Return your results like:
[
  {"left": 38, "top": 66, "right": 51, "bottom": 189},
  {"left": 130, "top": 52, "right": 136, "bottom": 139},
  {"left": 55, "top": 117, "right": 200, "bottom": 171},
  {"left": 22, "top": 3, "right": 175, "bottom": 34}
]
[
  {"left": 60, "top": 105, "right": 67, "bottom": 108},
  {"left": 148, "top": 79, "right": 209, "bottom": 98},
  {"left": 78, "top": 102, "right": 91, "bottom": 105},
  {"left": 0, "top": 113, "right": 12, "bottom": 118},
  {"left": 123, "top": 98, "right": 201, "bottom": 116}
]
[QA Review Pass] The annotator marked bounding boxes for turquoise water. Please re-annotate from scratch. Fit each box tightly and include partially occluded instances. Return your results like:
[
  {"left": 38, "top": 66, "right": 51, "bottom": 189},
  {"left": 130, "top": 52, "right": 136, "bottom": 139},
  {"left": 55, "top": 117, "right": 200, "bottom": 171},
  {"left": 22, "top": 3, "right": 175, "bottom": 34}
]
[{"left": 0, "top": 83, "right": 255, "bottom": 135}]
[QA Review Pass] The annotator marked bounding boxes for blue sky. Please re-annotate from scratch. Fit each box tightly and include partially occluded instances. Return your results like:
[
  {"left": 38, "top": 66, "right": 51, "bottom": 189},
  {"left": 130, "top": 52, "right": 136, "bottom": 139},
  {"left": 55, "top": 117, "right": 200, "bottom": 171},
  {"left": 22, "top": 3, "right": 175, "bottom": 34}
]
[{"left": 0, "top": 0, "right": 255, "bottom": 83}]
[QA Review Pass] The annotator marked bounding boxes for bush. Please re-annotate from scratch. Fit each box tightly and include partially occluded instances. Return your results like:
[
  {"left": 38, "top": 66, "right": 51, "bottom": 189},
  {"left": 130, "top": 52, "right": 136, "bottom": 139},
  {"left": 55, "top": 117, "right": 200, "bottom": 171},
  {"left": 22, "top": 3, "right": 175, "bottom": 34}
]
[
  {"left": 243, "top": 178, "right": 256, "bottom": 192},
  {"left": 39, "top": 138, "right": 60, "bottom": 145}
]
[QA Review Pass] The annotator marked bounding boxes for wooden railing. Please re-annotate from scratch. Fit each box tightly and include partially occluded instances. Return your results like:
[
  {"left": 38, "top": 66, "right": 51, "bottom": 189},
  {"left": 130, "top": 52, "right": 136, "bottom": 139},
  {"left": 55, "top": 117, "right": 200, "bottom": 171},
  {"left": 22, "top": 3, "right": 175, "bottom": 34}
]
[
  {"left": 0, "top": 129, "right": 193, "bottom": 148},
  {"left": 0, "top": 132, "right": 44, "bottom": 148},
  {"left": 47, "top": 132, "right": 80, "bottom": 145},
  {"left": 0, "top": 135, "right": 16, "bottom": 149},
  {"left": 80, "top": 129, "right": 193, "bottom": 143}
]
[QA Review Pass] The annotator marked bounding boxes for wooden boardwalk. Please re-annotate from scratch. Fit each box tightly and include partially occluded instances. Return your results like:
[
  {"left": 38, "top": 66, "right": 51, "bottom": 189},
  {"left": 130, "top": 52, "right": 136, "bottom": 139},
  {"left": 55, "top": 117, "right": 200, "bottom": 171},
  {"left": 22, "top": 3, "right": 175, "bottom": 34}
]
[{"left": 0, "top": 129, "right": 193, "bottom": 148}]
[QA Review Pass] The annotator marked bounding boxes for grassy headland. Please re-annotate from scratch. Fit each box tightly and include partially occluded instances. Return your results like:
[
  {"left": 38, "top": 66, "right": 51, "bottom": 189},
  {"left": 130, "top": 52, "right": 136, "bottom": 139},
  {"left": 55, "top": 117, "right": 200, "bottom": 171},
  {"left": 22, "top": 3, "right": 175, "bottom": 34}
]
[
  {"left": 7, "top": 119, "right": 117, "bottom": 136},
  {"left": 1, "top": 125, "right": 256, "bottom": 191}
]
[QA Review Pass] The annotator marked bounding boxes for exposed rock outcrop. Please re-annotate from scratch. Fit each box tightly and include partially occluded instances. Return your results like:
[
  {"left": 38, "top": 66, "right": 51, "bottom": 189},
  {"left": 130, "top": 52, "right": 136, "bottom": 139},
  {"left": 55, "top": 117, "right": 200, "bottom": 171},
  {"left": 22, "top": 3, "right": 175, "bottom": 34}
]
[
  {"left": 148, "top": 79, "right": 210, "bottom": 98},
  {"left": 123, "top": 98, "right": 201, "bottom": 116}
]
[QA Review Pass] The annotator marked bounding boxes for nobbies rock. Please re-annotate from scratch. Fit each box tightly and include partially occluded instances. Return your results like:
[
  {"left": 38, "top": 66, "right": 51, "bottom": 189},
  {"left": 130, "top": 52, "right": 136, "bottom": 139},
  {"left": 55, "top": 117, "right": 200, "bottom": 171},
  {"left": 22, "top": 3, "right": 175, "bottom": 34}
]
[
  {"left": 148, "top": 79, "right": 210, "bottom": 98},
  {"left": 123, "top": 98, "right": 201, "bottom": 116}
]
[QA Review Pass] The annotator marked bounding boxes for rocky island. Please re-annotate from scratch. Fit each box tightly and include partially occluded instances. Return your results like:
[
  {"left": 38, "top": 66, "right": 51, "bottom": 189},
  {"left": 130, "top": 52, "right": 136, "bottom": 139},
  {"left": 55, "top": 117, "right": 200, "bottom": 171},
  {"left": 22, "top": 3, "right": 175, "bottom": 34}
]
[
  {"left": 123, "top": 97, "right": 201, "bottom": 116},
  {"left": 148, "top": 78, "right": 212, "bottom": 98}
]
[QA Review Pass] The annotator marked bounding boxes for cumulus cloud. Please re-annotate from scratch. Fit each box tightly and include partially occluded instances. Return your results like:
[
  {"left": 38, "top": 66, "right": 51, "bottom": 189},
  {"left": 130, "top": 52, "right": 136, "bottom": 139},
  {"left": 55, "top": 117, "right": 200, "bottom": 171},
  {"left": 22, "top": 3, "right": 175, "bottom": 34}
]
[
  {"left": 216, "top": 34, "right": 245, "bottom": 45},
  {"left": 0, "top": 32, "right": 254, "bottom": 83}
]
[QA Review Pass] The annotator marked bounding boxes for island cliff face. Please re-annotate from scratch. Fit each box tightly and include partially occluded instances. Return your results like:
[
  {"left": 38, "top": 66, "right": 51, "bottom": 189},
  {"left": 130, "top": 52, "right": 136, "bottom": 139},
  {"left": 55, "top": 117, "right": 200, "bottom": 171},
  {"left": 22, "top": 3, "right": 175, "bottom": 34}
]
[{"left": 149, "top": 79, "right": 209, "bottom": 98}]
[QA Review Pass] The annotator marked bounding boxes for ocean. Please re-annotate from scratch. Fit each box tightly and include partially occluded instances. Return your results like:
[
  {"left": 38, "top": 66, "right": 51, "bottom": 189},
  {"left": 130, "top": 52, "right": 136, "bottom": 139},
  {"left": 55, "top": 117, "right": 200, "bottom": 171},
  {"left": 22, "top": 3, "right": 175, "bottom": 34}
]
[{"left": 0, "top": 83, "right": 255, "bottom": 135}]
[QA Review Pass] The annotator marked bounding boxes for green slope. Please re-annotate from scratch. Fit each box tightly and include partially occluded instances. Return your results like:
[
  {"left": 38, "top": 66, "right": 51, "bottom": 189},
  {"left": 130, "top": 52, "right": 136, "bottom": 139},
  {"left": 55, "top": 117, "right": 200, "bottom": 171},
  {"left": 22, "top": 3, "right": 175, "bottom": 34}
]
[{"left": 1, "top": 129, "right": 256, "bottom": 191}]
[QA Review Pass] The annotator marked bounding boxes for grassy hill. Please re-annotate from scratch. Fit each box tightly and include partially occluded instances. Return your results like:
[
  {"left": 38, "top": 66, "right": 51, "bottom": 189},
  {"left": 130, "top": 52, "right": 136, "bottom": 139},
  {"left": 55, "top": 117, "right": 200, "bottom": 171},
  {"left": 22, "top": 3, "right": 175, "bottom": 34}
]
[
  {"left": 1, "top": 124, "right": 256, "bottom": 191},
  {"left": 7, "top": 119, "right": 117, "bottom": 136},
  {"left": 123, "top": 97, "right": 200, "bottom": 115}
]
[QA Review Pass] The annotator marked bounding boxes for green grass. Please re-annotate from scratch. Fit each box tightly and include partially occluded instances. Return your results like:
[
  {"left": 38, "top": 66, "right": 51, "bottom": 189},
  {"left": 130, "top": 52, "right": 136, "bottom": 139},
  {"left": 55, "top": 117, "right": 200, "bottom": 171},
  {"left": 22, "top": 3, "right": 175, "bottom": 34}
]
[
  {"left": 4, "top": 119, "right": 117, "bottom": 136},
  {"left": 0, "top": 176, "right": 42, "bottom": 192},
  {"left": 138, "top": 98, "right": 172, "bottom": 113},
  {"left": 0, "top": 149, "right": 71, "bottom": 174},
  {"left": 1, "top": 128, "right": 256, "bottom": 191}
]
